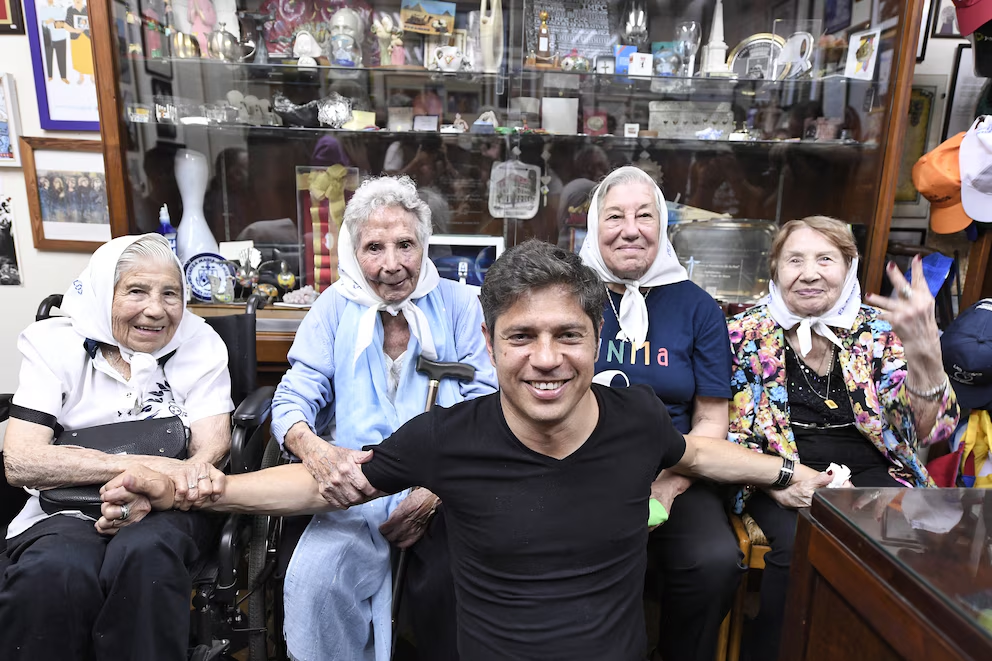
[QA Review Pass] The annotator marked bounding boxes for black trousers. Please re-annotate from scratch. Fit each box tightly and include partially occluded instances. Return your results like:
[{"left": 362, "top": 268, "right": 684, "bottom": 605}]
[
  {"left": 404, "top": 505, "right": 459, "bottom": 660},
  {"left": 43, "top": 29, "right": 67, "bottom": 80},
  {"left": 0, "top": 510, "right": 216, "bottom": 661},
  {"left": 649, "top": 481, "right": 745, "bottom": 661},
  {"left": 744, "top": 469, "right": 903, "bottom": 661}
]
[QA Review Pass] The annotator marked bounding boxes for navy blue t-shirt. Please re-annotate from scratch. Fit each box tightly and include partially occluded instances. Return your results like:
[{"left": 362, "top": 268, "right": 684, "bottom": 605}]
[{"left": 593, "top": 280, "right": 732, "bottom": 433}]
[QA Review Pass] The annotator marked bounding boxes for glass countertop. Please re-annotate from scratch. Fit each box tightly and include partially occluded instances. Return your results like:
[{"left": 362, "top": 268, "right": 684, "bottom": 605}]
[{"left": 814, "top": 488, "right": 992, "bottom": 640}]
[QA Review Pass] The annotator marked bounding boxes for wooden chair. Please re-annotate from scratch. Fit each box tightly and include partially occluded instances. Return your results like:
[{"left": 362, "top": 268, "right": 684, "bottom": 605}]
[{"left": 715, "top": 513, "right": 770, "bottom": 661}]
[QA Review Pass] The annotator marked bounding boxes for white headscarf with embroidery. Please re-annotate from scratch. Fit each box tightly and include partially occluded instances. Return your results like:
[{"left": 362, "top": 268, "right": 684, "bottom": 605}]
[
  {"left": 579, "top": 166, "right": 688, "bottom": 346},
  {"left": 60, "top": 234, "right": 213, "bottom": 407},
  {"left": 332, "top": 177, "right": 441, "bottom": 366}
]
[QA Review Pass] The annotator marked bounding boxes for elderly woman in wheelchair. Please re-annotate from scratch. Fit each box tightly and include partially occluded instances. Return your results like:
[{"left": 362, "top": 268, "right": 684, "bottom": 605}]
[
  {"left": 0, "top": 234, "right": 233, "bottom": 661},
  {"left": 270, "top": 175, "right": 496, "bottom": 661}
]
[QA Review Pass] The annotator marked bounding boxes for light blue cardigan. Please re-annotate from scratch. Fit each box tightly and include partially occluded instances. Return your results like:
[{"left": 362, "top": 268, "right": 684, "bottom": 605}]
[{"left": 270, "top": 278, "right": 497, "bottom": 661}]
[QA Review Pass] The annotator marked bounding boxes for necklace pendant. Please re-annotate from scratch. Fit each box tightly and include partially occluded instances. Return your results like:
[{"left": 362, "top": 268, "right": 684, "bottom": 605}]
[{"left": 824, "top": 399, "right": 839, "bottom": 410}]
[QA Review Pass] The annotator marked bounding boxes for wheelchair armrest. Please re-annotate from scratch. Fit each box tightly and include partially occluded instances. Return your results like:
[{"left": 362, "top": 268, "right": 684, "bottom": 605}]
[
  {"left": 233, "top": 386, "right": 275, "bottom": 428},
  {"left": 231, "top": 386, "right": 275, "bottom": 475}
]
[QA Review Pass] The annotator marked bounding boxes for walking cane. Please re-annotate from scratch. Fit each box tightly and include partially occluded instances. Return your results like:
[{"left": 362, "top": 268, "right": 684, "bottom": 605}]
[{"left": 390, "top": 356, "right": 476, "bottom": 659}]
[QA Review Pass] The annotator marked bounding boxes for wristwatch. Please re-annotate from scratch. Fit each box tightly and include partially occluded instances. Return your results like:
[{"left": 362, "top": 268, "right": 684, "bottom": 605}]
[{"left": 771, "top": 457, "right": 795, "bottom": 489}]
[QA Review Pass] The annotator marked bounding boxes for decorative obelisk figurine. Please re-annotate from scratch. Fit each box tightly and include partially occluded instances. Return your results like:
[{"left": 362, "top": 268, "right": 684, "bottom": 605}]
[
  {"left": 701, "top": 0, "right": 731, "bottom": 75},
  {"left": 174, "top": 149, "right": 218, "bottom": 263}
]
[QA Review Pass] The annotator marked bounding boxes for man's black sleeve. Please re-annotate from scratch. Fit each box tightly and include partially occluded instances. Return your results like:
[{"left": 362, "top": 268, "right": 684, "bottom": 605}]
[{"left": 361, "top": 409, "right": 439, "bottom": 494}]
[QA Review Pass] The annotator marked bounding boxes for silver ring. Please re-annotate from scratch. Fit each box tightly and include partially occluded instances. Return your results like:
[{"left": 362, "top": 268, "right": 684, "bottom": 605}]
[
  {"left": 188, "top": 483, "right": 197, "bottom": 490},
  {"left": 118, "top": 503, "right": 131, "bottom": 522},
  {"left": 899, "top": 285, "right": 912, "bottom": 300},
  {"left": 197, "top": 475, "right": 209, "bottom": 481}
]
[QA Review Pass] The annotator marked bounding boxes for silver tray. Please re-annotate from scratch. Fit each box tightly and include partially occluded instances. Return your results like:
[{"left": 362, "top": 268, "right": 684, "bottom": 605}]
[{"left": 669, "top": 219, "right": 777, "bottom": 303}]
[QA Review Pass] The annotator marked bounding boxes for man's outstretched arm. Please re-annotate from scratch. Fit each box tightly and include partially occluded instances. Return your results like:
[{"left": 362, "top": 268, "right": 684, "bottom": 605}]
[{"left": 98, "top": 447, "right": 384, "bottom": 528}]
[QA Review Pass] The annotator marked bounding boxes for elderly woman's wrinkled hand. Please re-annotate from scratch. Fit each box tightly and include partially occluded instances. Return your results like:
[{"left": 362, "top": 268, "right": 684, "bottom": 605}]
[
  {"left": 865, "top": 257, "right": 939, "bottom": 349},
  {"left": 303, "top": 444, "right": 378, "bottom": 509},
  {"left": 765, "top": 464, "right": 834, "bottom": 509},
  {"left": 159, "top": 461, "right": 226, "bottom": 511},
  {"left": 95, "top": 465, "right": 177, "bottom": 535},
  {"left": 379, "top": 487, "right": 440, "bottom": 548}
]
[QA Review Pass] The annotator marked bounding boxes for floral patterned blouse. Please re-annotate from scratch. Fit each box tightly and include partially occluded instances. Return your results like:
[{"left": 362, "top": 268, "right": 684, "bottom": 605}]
[{"left": 727, "top": 304, "right": 959, "bottom": 511}]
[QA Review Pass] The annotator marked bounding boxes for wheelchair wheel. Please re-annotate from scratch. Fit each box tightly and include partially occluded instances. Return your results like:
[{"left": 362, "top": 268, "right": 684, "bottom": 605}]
[{"left": 248, "top": 437, "right": 284, "bottom": 661}]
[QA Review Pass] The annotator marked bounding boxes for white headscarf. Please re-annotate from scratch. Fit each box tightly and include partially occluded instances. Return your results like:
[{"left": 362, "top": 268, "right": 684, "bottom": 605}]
[
  {"left": 766, "top": 256, "right": 861, "bottom": 357},
  {"left": 579, "top": 166, "right": 688, "bottom": 346},
  {"left": 60, "top": 233, "right": 209, "bottom": 403},
  {"left": 333, "top": 218, "right": 441, "bottom": 366}
]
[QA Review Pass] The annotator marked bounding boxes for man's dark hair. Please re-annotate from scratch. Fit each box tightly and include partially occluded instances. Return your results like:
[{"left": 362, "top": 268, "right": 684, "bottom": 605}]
[{"left": 480, "top": 240, "right": 605, "bottom": 339}]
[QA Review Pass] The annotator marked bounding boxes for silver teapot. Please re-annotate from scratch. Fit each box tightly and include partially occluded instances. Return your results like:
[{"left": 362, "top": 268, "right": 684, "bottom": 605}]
[{"left": 208, "top": 23, "right": 240, "bottom": 62}]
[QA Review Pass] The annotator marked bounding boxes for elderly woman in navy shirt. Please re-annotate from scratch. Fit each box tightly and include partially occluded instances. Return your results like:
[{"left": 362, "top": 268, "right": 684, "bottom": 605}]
[{"left": 580, "top": 166, "right": 740, "bottom": 661}]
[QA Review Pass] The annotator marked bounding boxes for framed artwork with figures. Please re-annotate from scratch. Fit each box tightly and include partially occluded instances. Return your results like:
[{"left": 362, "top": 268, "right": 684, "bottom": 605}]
[
  {"left": 21, "top": 0, "right": 99, "bottom": 130},
  {"left": 931, "top": 0, "right": 962, "bottom": 38}
]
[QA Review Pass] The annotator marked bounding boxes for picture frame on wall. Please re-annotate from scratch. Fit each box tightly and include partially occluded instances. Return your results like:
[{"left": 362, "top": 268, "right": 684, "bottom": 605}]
[
  {"left": 0, "top": 72, "right": 23, "bottom": 167},
  {"left": 943, "top": 44, "right": 984, "bottom": 140},
  {"left": 894, "top": 74, "right": 948, "bottom": 218},
  {"left": 1, "top": 0, "right": 27, "bottom": 34},
  {"left": 22, "top": 0, "right": 100, "bottom": 130},
  {"left": 931, "top": 0, "right": 962, "bottom": 38},
  {"left": 917, "top": 0, "right": 933, "bottom": 62},
  {"left": 20, "top": 137, "right": 111, "bottom": 251},
  {"left": 824, "top": 0, "right": 852, "bottom": 35}
]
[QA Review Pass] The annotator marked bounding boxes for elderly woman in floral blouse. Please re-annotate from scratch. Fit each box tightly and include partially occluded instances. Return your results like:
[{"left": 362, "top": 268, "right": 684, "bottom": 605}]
[{"left": 727, "top": 216, "right": 959, "bottom": 661}]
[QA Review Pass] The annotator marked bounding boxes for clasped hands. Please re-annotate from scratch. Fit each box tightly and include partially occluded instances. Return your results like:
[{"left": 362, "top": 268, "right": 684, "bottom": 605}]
[{"left": 96, "top": 443, "right": 377, "bottom": 535}]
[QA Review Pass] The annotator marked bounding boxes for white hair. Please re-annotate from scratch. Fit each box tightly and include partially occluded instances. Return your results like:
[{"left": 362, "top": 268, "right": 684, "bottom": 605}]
[
  {"left": 343, "top": 175, "right": 433, "bottom": 246},
  {"left": 114, "top": 234, "right": 181, "bottom": 286}
]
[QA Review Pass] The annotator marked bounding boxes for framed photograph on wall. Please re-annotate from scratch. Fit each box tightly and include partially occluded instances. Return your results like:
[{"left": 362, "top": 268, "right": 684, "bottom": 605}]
[
  {"left": 931, "top": 0, "right": 962, "bottom": 38},
  {"left": 20, "top": 137, "right": 111, "bottom": 251},
  {"left": 943, "top": 44, "right": 984, "bottom": 140},
  {"left": 0, "top": 72, "right": 23, "bottom": 167},
  {"left": 894, "top": 74, "right": 948, "bottom": 218},
  {"left": 1, "top": 0, "right": 26, "bottom": 34},
  {"left": 22, "top": 0, "right": 100, "bottom": 130}
]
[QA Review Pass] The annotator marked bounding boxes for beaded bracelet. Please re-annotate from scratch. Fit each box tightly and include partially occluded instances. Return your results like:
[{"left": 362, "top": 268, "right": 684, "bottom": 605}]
[{"left": 904, "top": 374, "right": 949, "bottom": 400}]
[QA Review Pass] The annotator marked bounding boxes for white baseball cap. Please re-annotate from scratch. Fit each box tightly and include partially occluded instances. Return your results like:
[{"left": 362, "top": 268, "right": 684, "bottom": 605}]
[{"left": 960, "top": 115, "right": 992, "bottom": 222}]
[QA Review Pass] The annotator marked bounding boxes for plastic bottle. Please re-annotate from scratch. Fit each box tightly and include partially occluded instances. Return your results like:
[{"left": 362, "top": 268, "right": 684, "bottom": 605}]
[{"left": 157, "top": 204, "right": 178, "bottom": 256}]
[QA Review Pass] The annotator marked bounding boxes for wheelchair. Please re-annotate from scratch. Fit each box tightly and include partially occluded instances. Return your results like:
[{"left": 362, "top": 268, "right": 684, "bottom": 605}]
[{"left": 0, "top": 294, "right": 276, "bottom": 661}]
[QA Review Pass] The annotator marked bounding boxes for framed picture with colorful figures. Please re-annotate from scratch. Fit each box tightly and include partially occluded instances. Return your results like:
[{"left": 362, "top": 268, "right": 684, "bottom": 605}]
[
  {"left": 22, "top": 0, "right": 100, "bottom": 130},
  {"left": 1, "top": 0, "right": 26, "bottom": 34}
]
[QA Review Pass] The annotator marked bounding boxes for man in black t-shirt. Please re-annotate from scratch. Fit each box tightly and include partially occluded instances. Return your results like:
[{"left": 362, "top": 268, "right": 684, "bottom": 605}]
[{"left": 102, "top": 240, "right": 831, "bottom": 660}]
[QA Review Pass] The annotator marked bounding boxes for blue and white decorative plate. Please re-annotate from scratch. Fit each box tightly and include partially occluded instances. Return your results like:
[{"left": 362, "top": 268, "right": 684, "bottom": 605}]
[{"left": 183, "top": 253, "right": 234, "bottom": 302}]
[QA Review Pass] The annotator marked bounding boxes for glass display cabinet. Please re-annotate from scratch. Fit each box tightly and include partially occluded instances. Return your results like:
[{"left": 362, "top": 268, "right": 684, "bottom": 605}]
[{"left": 88, "top": 0, "right": 925, "bottom": 305}]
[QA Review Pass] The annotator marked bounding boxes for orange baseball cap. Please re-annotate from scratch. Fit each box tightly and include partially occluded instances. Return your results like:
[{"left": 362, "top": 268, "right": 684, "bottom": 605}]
[{"left": 912, "top": 132, "right": 973, "bottom": 234}]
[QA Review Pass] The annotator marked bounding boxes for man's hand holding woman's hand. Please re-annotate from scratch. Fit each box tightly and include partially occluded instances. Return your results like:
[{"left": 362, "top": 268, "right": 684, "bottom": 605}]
[
  {"left": 302, "top": 441, "right": 378, "bottom": 509},
  {"left": 766, "top": 464, "right": 849, "bottom": 509},
  {"left": 95, "top": 463, "right": 225, "bottom": 535}
]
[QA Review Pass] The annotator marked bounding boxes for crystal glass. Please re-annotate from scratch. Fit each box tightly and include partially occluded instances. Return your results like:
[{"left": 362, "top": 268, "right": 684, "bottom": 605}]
[{"left": 674, "top": 20, "right": 701, "bottom": 77}]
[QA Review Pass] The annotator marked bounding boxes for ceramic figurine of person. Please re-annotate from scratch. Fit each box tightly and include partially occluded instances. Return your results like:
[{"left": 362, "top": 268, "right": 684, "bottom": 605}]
[
  {"left": 372, "top": 13, "right": 403, "bottom": 66},
  {"left": 293, "top": 29, "right": 323, "bottom": 67},
  {"left": 453, "top": 113, "right": 469, "bottom": 132},
  {"left": 188, "top": 0, "right": 217, "bottom": 59}
]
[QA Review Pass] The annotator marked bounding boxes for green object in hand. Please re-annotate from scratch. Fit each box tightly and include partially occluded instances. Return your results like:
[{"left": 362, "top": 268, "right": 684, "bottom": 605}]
[{"left": 648, "top": 498, "right": 669, "bottom": 527}]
